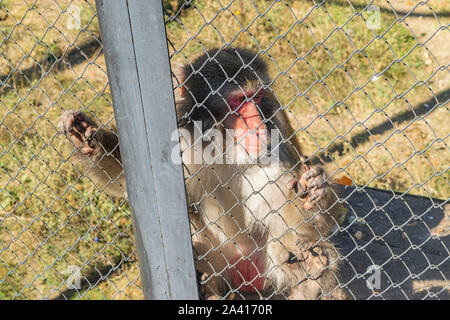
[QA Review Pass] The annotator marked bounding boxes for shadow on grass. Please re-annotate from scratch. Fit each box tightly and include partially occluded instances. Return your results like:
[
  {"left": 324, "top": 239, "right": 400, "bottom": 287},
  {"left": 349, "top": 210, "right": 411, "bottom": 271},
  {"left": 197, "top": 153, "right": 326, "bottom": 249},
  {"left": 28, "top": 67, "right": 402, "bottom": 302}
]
[
  {"left": 52, "top": 258, "right": 137, "bottom": 300},
  {"left": 316, "top": 88, "right": 450, "bottom": 164},
  {"left": 0, "top": 36, "right": 102, "bottom": 95},
  {"left": 324, "top": 0, "right": 450, "bottom": 19}
]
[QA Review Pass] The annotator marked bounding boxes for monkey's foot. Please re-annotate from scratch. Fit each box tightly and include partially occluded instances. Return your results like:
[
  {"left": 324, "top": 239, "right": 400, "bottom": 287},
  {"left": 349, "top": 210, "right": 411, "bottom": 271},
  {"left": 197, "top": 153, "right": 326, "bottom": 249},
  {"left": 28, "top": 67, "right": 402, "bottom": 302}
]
[
  {"left": 59, "top": 110, "right": 99, "bottom": 156},
  {"left": 291, "top": 241, "right": 329, "bottom": 278},
  {"left": 287, "top": 241, "right": 346, "bottom": 300},
  {"left": 199, "top": 272, "right": 224, "bottom": 300}
]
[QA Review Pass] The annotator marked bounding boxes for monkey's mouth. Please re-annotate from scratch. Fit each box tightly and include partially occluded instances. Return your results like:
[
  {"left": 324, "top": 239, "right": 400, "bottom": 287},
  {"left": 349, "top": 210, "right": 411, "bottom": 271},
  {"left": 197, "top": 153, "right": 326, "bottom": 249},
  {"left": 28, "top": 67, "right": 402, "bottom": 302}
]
[{"left": 234, "top": 124, "right": 268, "bottom": 154}]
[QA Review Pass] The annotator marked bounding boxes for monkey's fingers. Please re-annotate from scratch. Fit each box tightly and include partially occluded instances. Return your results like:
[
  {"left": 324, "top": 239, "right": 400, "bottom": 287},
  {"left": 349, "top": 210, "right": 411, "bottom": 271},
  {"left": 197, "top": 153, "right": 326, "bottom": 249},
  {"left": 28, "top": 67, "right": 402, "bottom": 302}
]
[
  {"left": 300, "top": 155, "right": 311, "bottom": 167},
  {"left": 286, "top": 178, "right": 299, "bottom": 193},
  {"left": 303, "top": 187, "right": 327, "bottom": 210},
  {"left": 59, "top": 111, "right": 84, "bottom": 147},
  {"left": 301, "top": 165, "right": 323, "bottom": 182},
  {"left": 306, "top": 176, "right": 325, "bottom": 191},
  {"left": 58, "top": 110, "right": 76, "bottom": 134},
  {"left": 288, "top": 164, "right": 328, "bottom": 206},
  {"left": 59, "top": 110, "right": 99, "bottom": 152},
  {"left": 59, "top": 110, "right": 97, "bottom": 134},
  {"left": 286, "top": 178, "right": 309, "bottom": 200}
]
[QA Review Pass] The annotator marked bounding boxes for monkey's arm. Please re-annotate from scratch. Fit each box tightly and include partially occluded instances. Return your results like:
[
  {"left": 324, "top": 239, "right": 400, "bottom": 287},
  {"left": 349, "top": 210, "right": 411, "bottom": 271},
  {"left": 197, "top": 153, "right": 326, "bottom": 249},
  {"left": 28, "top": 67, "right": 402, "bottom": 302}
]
[
  {"left": 283, "top": 160, "right": 346, "bottom": 299},
  {"left": 59, "top": 110, "right": 126, "bottom": 198}
]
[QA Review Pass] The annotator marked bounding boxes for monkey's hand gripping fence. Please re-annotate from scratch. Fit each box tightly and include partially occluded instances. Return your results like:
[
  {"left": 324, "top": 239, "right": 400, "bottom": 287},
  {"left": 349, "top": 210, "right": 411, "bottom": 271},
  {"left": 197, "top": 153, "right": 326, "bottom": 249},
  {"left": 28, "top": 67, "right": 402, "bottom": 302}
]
[{"left": 0, "top": 0, "right": 448, "bottom": 299}]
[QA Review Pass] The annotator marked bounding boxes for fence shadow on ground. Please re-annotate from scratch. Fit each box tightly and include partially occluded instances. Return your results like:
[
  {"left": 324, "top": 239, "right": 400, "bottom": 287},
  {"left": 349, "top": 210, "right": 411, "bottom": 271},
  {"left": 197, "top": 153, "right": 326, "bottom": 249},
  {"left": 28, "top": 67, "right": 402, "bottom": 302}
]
[{"left": 334, "top": 185, "right": 449, "bottom": 299}]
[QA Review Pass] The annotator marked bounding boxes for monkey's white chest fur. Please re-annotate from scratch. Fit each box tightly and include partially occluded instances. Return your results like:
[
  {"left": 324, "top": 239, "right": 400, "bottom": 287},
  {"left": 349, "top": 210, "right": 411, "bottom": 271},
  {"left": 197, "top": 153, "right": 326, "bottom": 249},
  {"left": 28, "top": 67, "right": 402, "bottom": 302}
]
[
  {"left": 185, "top": 162, "right": 292, "bottom": 230},
  {"left": 184, "top": 160, "right": 298, "bottom": 292}
]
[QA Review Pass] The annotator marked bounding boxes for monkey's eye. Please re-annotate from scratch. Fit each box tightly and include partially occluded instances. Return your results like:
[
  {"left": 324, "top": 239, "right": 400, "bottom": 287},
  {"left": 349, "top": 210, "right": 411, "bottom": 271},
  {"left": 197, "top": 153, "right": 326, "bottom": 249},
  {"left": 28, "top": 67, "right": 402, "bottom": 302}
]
[
  {"left": 254, "top": 90, "right": 264, "bottom": 100},
  {"left": 239, "top": 96, "right": 246, "bottom": 103}
]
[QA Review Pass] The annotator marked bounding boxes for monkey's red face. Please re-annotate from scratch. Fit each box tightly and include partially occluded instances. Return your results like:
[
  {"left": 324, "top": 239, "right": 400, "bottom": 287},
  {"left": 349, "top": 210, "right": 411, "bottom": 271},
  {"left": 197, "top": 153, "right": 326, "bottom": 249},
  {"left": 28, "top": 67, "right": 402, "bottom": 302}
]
[{"left": 226, "top": 89, "right": 268, "bottom": 155}]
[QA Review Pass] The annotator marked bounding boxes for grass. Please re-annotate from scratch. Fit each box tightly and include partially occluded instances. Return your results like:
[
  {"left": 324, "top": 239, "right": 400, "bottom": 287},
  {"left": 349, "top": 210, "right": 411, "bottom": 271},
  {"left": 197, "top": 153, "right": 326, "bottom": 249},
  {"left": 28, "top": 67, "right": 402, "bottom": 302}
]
[
  {"left": 0, "top": 0, "right": 140, "bottom": 299},
  {"left": 0, "top": 0, "right": 448, "bottom": 299}
]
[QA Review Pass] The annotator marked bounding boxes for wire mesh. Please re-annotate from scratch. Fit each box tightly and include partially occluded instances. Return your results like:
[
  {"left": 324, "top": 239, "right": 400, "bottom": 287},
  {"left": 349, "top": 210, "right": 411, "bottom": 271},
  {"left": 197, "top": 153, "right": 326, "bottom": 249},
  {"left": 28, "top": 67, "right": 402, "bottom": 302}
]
[
  {"left": 0, "top": 0, "right": 448, "bottom": 300},
  {"left": 164, "top": 0, "right": 449, "bottom": 300},
  {"left": 0, "top": 0, "right": 141, "bottom": 299}
]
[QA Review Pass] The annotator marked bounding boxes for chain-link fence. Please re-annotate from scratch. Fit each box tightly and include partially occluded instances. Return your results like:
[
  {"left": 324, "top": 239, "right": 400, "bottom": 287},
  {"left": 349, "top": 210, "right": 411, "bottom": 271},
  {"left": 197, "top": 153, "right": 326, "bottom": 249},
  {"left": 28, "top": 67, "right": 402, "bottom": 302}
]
[
  {"left": 0, "top": 0, "right": 448, "bottom": 300},
  {"left": 0, "top": 0, "right": 141, "bottom": 299}
]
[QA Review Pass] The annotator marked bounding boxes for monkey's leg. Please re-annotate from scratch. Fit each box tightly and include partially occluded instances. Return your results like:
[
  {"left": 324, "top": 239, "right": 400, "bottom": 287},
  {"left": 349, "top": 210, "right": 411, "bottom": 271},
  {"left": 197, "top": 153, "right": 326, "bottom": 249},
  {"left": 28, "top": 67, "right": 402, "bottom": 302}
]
[
  {"left": 188, "top": 192, "right": 255, "bottom": 300},
  {"left": 194, "top": 236, "right": 265, "bottom": 300},
  {"left": 193, "top": 239, "right": 230, "bottom": 300},
  {"left": 284, "top": 162, "right": 347, "bottom": 299},
  {"left": 59, "top": 110, "right": 126, "bottom": 198},
  {"left": 189, "top": 210, "right": 230, "bottom": 300},
  {"left": 264, "top": 221, "right": 345, "bottom": 299}
]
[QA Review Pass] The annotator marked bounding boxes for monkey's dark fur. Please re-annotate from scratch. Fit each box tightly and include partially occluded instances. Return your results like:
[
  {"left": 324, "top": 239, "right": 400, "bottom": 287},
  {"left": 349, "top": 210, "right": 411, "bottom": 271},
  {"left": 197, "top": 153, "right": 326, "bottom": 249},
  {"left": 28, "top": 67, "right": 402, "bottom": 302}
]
[{"left": 59, "top": 47, "right": 347, "bottom": 300}]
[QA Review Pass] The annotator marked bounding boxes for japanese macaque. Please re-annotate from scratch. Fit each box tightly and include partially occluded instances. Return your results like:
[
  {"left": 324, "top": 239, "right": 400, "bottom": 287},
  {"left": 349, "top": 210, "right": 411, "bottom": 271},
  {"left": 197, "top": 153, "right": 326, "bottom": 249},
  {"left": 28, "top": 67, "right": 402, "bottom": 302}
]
[{"left": 59, "top": 47, "right": 347, "bottom": 300}]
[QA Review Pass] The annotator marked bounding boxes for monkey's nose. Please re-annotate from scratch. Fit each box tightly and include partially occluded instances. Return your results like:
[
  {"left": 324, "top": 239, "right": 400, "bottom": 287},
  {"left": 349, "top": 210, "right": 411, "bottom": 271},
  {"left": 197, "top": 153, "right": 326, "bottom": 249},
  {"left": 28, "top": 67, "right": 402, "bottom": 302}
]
[{"left": 233, "top": 101, "right": 268, "bottom": 153}]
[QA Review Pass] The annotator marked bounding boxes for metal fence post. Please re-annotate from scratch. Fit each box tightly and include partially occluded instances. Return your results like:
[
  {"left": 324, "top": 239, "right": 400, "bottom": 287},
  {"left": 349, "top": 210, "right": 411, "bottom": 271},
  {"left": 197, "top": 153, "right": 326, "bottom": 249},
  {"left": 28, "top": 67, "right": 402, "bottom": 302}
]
[{"left": 95, "top": 0, "right": 198, "bottom": 299}]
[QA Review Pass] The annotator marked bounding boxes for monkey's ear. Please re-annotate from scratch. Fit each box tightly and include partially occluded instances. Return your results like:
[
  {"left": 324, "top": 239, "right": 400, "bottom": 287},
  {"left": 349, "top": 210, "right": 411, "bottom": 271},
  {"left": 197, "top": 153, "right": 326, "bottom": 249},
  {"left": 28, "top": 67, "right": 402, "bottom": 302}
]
[{"left": 171, "top": 63, "right": 187, "bottom": 102}]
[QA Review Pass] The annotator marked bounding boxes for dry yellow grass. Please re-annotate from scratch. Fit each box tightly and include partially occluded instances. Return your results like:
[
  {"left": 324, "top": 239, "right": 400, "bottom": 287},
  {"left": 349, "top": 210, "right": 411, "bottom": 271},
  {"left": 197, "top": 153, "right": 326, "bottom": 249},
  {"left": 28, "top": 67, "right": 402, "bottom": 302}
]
[{"left": 0, "top": 0, "right": 448, "bottom": 299}]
